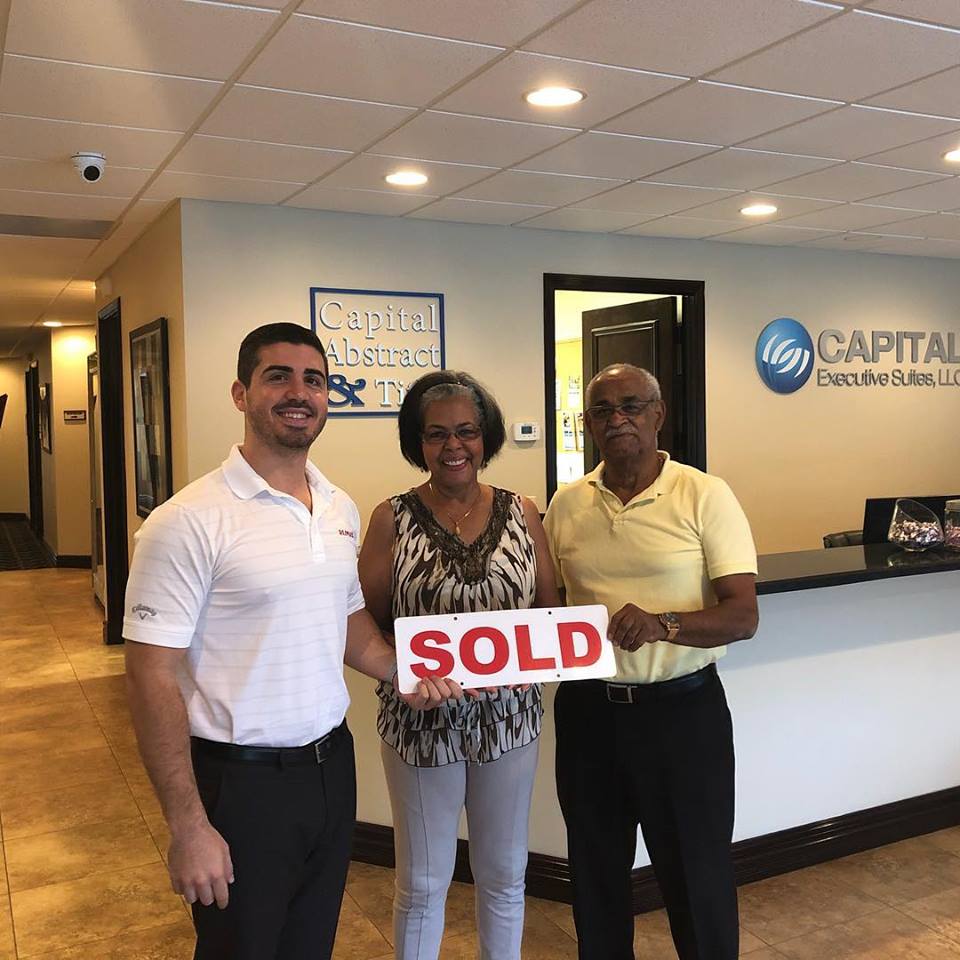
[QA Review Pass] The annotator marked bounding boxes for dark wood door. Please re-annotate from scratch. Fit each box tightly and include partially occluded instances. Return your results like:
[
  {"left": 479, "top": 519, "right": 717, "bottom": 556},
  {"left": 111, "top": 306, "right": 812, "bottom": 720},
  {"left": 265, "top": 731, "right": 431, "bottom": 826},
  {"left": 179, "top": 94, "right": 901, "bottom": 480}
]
[
  {"left": 24, "top": 367, "right": 43, "bottom": 539},
  {"left": 580, "top": 297, "right": 677, "bottom": 472}
]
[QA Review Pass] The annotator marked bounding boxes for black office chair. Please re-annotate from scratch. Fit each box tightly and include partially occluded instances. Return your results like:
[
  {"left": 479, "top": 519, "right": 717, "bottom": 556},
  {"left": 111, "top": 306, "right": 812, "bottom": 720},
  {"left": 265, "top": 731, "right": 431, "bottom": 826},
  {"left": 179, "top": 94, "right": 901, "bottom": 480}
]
[{"left": 822, "top": 530, "right": 864, "bottom": 548}]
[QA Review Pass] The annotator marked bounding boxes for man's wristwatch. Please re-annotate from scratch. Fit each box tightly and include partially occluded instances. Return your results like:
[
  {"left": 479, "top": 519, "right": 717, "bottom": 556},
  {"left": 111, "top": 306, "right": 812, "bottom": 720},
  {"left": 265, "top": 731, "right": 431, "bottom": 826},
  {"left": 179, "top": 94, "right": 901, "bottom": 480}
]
[{"left": 657, "top": 612, "right": 681, "bottom": 642}]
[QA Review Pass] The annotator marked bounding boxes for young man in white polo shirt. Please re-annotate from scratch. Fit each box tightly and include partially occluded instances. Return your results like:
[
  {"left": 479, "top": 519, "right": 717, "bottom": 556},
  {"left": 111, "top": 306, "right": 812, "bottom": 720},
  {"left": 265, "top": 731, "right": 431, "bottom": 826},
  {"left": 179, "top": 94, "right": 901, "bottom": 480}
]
[{"left": 124, "top": 323, "right": 459, "bottom": 960}]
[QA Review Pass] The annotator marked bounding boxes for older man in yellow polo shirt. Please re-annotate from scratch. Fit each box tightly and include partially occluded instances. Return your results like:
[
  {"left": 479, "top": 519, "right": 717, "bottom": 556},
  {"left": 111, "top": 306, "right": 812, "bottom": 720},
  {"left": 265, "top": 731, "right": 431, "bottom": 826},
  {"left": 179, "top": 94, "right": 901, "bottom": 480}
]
[{"left": 544, "top": 363, "right": 759, "bottom": 960}]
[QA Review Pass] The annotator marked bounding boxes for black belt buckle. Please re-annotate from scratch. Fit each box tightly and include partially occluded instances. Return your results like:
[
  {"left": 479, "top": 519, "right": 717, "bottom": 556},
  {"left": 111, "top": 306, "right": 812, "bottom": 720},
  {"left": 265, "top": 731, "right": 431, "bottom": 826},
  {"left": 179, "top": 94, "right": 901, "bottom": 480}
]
[
  {"left": 312, "top": 726, "right": 339, "bottom": 764},
  {"left": 605, "top": 683, "right": 634, "bottom": 705}
]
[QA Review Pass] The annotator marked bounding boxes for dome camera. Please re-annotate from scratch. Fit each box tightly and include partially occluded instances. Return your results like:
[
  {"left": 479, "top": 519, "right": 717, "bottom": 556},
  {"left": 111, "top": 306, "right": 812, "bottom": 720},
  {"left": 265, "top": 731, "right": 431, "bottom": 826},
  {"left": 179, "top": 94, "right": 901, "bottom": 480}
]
[{"left": 72, "top": 152, "right": 106, "bottom": 183}]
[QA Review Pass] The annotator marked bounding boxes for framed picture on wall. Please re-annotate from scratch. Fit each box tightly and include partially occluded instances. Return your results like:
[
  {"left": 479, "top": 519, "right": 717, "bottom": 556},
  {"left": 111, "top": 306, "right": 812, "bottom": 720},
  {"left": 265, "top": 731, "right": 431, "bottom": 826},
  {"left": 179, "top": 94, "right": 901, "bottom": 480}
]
[
  {"left": 39, "top": 382, "right": 52, "bottom": 453},
  {"left": 130, "top": 317, "right": 173, "bottom": 518}
]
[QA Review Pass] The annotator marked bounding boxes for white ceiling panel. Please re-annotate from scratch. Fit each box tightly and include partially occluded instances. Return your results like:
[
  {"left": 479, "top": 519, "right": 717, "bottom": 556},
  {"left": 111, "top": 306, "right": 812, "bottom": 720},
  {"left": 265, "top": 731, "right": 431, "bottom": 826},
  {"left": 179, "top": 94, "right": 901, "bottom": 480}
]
[
  {"left": 169, "top": 135, "right": 350, "bottom": 183},
  {"left": 316, "top": 154, "right": 494, "bottom": 195},
  {"left": 862, "top": 0, "right": 960, "bottom": 28},
  {"left": 776, "top": 202, "right": 931, "bottom": 231},
  {"left": 144, "top": 171, "right": 303, "bottom": 204},
  {"left": 878, "top": 212, "right": 960, "bottom": 239},
  {"left": 765, "top": 162, "right": 947, "bottom": 202},
  {"left": 644, "top": 149, "right": 839, "bottom": 191},
  {"left": 372, "top": 112, "right": 576, "bottom": 167},
  {"left": 673, "top": 192, "right": 838, "bottom": 222},
  {"left": 863, "top": 130, "right": 960, "bottom": 173},
  {"left": 285, "top": 186, "right": 434, "bottom": 216},
  {"left": 456, "top": 170, "right": 624, "bottom": 206},
  {"left": 711, "top": 223, "right": 840, "bottom": 245},
  {"left": 619, "top": 216, "right": 741, "bottom": 238},
  {"left": 800, "top": 232, "right": 892, "bottom": 251},
  {"left": 517, "top": 131, "right": 718, "bottom": 180},
  {"left": 711, "top": 11, "right": 960, "bottom": 102},
  {"left": 0, "top": 56, "right": 220, "bottom": 130},
  {"left": 407, "top": 198, "right": 551, "bottom": 225},
  {"left": 740, "top": 105, "right": 960, "bottom": 161},
  {"left": 866, "top": 176, "right": 960, "bottom": 211},
  {"left": 296, "top": 0, "right": 575, "bottom": 46},
  {"left": 526, "top": 0, "right": 834, "bottom": 77},
  {"left": 517, "top": 207, "right": 649, "bottom": 232},
  {"left": 0, "top": 115, "right": 182, "bottom": 168},
  {"left": 242, "top": 15, "right": 501, "bottom": 107},
  {"left": 864, "top": 66, "right": 960, "bottom": 119},
  {"left": 436, "top": 52, "right": 684, "bottom": 128},
  {"left": 0, "top": 188, "right": 128, "bottom": 220},
  {"left": 5, "top": 0, "right": 277, "bottom": 81},
  {"left": 0, "top": 156, "right": 151, "bottom": 197},
  {"left": 570, "top": 181, "right": 737, "bottom": 217},
  {"left": 200, "top": 86, "right": 415, "bottom": 151},
  {"left": 599, "top": 82, "right": 838, "bottom": 145}
]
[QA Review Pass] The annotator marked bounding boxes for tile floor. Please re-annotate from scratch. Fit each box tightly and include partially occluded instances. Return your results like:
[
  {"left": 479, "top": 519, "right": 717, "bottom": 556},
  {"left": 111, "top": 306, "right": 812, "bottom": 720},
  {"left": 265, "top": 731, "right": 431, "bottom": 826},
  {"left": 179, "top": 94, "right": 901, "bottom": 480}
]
[{"left": 3, "top": 568, "right": 960, "bottom": 958}]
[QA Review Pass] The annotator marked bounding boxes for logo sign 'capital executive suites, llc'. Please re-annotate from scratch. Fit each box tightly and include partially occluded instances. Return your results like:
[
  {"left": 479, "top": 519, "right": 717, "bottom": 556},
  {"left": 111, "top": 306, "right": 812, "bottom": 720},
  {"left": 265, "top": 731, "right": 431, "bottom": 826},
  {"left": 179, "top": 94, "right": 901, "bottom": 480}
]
[
  {"left": 755, "top": 317, "right": 814, "bottom": 394},
  {"left": 310, "top": 287, "right": 445, "bottom": 417}
]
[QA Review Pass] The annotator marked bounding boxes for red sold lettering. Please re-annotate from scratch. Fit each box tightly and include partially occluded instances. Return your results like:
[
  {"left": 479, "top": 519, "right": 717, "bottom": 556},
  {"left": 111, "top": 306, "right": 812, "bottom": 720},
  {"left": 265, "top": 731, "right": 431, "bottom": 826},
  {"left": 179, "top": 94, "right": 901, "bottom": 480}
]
[
  {"left": 410, "top": 630, "right": 455, "bottom": 678},
  {"left": 460, "top": 627, "right": 510, "bottom": 675},
  {"left": 515, "top": 624, "right": 556, "bottom": 671},
  {"left": 557, "top": 621, "right": 602, "bottom": 668}
]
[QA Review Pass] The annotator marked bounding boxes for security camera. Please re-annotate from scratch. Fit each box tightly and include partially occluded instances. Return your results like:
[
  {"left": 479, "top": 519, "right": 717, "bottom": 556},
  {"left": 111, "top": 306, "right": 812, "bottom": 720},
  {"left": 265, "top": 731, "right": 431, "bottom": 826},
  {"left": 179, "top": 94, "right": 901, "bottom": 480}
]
[{"left": 72, "top": 152, "right": 106, "bottom": 183}]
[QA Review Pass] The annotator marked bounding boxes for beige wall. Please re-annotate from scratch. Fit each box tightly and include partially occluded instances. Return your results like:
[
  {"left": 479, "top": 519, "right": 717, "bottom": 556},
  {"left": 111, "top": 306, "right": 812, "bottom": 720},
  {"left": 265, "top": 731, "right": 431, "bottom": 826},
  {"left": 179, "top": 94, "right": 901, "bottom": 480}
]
[
  {"left": 0, "top": 358, "right": 28, "bottom": 515},
  {"left": 96, "top": 203, "right": 186, "bottom": 558}
]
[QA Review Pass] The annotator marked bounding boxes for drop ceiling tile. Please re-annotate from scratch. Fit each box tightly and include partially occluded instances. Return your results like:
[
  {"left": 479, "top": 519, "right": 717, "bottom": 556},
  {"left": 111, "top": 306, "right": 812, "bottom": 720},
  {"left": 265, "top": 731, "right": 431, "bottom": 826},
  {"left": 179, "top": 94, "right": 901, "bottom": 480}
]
[
  {"left": 200, "top": 86, "right": 415, "bottom": 151},
  {"left": 318, "top": 154, "right": 494, "bottom": 195},
  {"left": 5, "top": 0, "right": 277, "bottom": 81},
  {"left": 218, "top": 0, "right": 286, "bottom": 6},
  {"left": 571, "top": 181, "right": 737, "bottom": 217},
  {"left": 436, "top": 52, "right": 684, "bottom": 128},
  {"left": 516, "top": 131, "right": 718, "bottom": 180},
  {"left": 878, "top": 212, "right": 960, "bottom": 238},
  {"left": 618, "top": 216, "right": 741, "bottom": 238},
  {"left": 407, "top": 198, "right": 550, "bottom": 225},
  {"left": 866, "top": 176, "right": 960, "bottom": 210},
  {"left": 517, "top": 207, "right": 649, "bottom": 232},
  {"left": 673, "top": 192, "right": 838, "bottom": 222},
  {"left": 599, "top": 82, "right": 838, "bottom": 145},
  {"left": 242, "top": 15, "right": 500, "bottom": 106},
  {"left": 144, "top": 171, "right": 303, "bottom": 204},
  {"left": 0, "top": 115, "right": 181, "bottom": 168},
  {"left": 864, "top": 66, "right": 960, "bottom": 119},
  {"left": 862, "top": 0, "right": 960, "bottom": 28},
  {"left": 0, "top": 56, "right": 220, "bottom": 130},
  {"left": 863, "top": 130, "right": 960, "bottom": 172},
  {"left": 121, "top": 198, "right": 171, "bottom": 225},
  {"left": 0, "top": 156, "right": 151, "bottom": 197},
  {"left": 776, "top": 202, "right": 931, "bottom": 231},
  {"left": 0, "top": 188, "right": 128, "bottom": 220},
  {"left": 800, "top": 232, "right": 892, "bottom": 251},
  {"left": 297, "top": 0, "right": 573, "bottom": 46},
  {"left": 644, "top": 149, "right": 839, "bottom": 191},
  {"left": 711, "top": 11, "right": 960, "bottom": 102},
  {"left": 526, "top": 0, "right": 834, "bottom": 77},
  {"left": 457, "top": 170, "right": 624, "bottom": 206},
  {"left": 372, "top": 112, "right": 576, "bottom": 166},
  {"left": 710, "top": 223, "right": 840, "bottom": 245},
  {"left": 740, "top": 105, "right": 960, "bottom": 161},
  {"left": 169, "top": 135, "right": 350, "bottom": 182},
  {"left": 284, "top": 186, "right": 434, "bottom": 216},
  {"left": 765, "top": 162, "right": 947, "bottom": 201}
]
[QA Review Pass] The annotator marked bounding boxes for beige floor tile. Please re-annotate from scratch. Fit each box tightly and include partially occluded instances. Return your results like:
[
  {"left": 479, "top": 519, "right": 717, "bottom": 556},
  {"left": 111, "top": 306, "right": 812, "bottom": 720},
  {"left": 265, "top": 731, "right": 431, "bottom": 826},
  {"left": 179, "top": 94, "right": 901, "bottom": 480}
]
[
  {"left": 0, "top": 721, "right": 109, "bottom": 762},
  {"left": 925, "top": 828, "right": 960, "bottom": 859},
  {"left": 0, "top": 843, "right": 7, "bottom": 896},
  {"left": 0, "top": 696, "right": 96, "bottom": 736},
  {"left": 528, "top": 896, "right": 576, "bottom": 937},
  {"left": 0, "top": 659, "right": 77, "bottom": 693},
  {"left": 0, "top": 897, "right": 15, "bottom": 960},
  {"left": 333, "top": 891, "right": 392, "bottom": 960},
  {"left": 10, "top": 862, "right": 185, "bottom": 958},
  {"left": 80, "top": 675, "right": 128, "bottom": 707},
  {"left": 773, "top": 906, "right": 960, "bottom": 959},
  {"left": 1, "top": 773, "right": 140, "bottom": 840},
  {"left": 143, "top": 813, "right": 172, "bottom": 863},
  {"left": 67, "top": 647, "right": 126, "bottom": 681},
  {"left": 0, "top": 680, "right": 87, "bottom": 714},
  {"left": 0, "top": 745, "right": 121, "bottom": 802},
  {"left": 900, "top": 886, "right": 960, "bottom": 946},
  {"left": 16, "top": 920, "right": 195, "bottom": 959},
  {"left": 5, "top": 816, "right": 160, "bottom": 892},
  {"left": 346, "top": 861, "right": 395, "bottom": 943},
  {"left": 124, "top": 769, "right": 164, "bottom": 819}
]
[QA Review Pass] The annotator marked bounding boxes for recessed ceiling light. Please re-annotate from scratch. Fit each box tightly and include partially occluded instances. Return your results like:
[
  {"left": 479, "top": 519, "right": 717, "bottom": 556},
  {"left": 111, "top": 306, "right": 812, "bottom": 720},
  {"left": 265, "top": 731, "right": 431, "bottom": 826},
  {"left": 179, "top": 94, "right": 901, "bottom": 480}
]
[
  {"left": 525, "top": 86, "right": 585, "bottom": 108},
  {"left": 385, "top": 170, "right": 428, "bottom": 187},
  {"left": 740, "top": 203, "right": 778, "bottom": 217},
  {"left": 944, "top": 148, "right": 960, "bottom": 163},
  {"left": 42, "top": 320, "right": 63, "bottom": 327}
]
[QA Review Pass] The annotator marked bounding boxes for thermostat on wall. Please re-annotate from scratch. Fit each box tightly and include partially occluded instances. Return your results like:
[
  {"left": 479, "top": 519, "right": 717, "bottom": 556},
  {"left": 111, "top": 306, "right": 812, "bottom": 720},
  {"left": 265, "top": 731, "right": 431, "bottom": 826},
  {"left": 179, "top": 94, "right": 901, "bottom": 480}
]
[{"left": 513, "top": 421, "right": 540, "bottom": 442}]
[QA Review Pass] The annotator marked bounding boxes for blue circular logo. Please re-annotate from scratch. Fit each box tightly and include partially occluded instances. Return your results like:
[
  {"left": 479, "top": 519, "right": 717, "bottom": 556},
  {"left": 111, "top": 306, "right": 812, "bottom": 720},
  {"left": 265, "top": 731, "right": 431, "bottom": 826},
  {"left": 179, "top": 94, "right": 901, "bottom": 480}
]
[{"left": 756, "top": 318, "right": 814, "bottom": 394}]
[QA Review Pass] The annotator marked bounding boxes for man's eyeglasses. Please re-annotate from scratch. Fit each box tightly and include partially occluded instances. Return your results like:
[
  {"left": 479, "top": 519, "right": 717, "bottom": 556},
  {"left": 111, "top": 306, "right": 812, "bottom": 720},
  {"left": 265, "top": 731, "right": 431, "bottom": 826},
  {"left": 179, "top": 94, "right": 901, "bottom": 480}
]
[
  {"left": 585, "top": 400, "right": 658, "bottom": 420},
  {"left": 422, "top": 426, "right": 483, "bottom": 445}
]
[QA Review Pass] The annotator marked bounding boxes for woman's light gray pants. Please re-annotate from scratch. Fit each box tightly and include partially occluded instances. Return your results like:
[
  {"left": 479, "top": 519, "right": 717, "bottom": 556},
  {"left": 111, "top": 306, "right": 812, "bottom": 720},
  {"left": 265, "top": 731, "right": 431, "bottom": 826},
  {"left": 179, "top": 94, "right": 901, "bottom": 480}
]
[{"left": 380, "top": 738, "right": 540, "bottom": 960}]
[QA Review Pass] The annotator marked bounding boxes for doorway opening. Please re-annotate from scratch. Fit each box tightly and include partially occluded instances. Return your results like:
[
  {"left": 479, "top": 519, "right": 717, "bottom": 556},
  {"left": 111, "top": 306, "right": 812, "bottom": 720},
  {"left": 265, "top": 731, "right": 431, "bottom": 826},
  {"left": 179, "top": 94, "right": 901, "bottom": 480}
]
[{"left": 543, "top": 273, "right": 705, "bottom": 502}]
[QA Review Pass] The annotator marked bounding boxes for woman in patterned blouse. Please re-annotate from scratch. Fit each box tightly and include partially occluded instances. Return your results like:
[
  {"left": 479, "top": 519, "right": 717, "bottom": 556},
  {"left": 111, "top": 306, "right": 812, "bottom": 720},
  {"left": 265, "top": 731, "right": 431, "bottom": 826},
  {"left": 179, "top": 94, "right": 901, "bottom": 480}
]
[{"left": 359, "top": 370, "right": 559, "bottom": 960}]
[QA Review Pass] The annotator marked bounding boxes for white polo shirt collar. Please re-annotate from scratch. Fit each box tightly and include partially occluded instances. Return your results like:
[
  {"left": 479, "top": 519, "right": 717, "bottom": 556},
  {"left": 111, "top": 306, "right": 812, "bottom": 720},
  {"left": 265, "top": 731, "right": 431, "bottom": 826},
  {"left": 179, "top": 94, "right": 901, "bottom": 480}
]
[{"left": 221, "top": 444, "right": 335, "bottom": 509}]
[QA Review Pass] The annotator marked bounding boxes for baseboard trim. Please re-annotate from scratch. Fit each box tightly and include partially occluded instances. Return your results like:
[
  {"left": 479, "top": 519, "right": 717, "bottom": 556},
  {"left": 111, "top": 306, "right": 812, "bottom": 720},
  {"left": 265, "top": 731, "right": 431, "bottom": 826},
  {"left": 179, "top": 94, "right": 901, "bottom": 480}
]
[
  {"left": 56, "top": 554, "right": 91, "bottom": 569},
  {"left": 0, "top": 512, "right": 28, "bottom": 520},
  {"left": 352, "top": 784, "right": 960, "bottom": 911}
]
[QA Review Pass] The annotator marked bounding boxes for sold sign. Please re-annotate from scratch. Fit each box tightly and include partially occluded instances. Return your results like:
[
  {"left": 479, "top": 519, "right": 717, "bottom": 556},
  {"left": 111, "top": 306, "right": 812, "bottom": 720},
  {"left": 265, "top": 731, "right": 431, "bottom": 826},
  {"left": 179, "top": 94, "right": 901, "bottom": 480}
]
[{"left": 393, "top": 605, "right": 615, "bottom": 694}]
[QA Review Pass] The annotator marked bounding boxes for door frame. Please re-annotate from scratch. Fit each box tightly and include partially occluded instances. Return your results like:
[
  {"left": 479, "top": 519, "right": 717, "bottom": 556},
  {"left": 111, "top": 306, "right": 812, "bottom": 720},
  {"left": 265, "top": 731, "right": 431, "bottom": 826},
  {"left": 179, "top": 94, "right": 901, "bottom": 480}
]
[
  {"left": 25, "top": 364, "right": 43, "bottom": 539},
  {"left": 543, "top": 273, "right": 706, "bottom": 503},
  {"left": 97, "top": 298, "right": 129, "bottom": 645}
]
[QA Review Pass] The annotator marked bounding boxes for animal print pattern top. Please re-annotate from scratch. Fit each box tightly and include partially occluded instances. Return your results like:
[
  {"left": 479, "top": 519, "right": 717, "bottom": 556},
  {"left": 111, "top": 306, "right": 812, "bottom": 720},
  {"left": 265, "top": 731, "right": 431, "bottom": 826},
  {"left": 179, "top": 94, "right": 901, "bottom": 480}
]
[{"left": 377, "top": 486, "right": 542, "bottom": 767}]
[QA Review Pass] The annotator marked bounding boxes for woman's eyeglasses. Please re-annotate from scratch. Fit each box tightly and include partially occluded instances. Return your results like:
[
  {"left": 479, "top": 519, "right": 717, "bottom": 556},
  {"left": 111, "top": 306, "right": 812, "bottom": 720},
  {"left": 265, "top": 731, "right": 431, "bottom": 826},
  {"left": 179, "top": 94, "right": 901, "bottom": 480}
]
[
  {"left": 585, "top": 400, "right": 658, "bottom": 420},
  {"left": 422, "top": 426, "right": 483, "bottom": 445}
]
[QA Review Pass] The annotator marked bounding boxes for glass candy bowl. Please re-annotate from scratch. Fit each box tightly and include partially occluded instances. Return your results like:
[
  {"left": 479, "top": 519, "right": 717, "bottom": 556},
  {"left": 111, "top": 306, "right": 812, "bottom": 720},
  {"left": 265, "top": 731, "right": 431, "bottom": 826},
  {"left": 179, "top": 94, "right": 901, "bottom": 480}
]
[{"left": 888, "top": 498, "right": 944, "bottom": 552}]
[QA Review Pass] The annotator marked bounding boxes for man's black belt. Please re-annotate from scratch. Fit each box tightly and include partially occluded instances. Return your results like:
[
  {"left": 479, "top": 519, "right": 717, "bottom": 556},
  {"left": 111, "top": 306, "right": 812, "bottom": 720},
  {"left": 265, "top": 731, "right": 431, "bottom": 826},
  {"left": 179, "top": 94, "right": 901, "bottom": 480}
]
[
  {"left": 604, "top": 663, "right": 716, "bottom": 704},
  {"left": 191, "top": 721, "right": 346, "bottom": 765}
]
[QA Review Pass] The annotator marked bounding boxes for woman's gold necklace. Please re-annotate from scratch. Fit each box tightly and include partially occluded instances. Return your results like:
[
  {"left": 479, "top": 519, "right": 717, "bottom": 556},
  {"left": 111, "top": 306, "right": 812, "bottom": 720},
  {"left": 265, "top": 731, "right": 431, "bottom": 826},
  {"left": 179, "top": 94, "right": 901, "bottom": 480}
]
[{"left": 428, "top": 482, "right": 483, "bottom": 536}]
